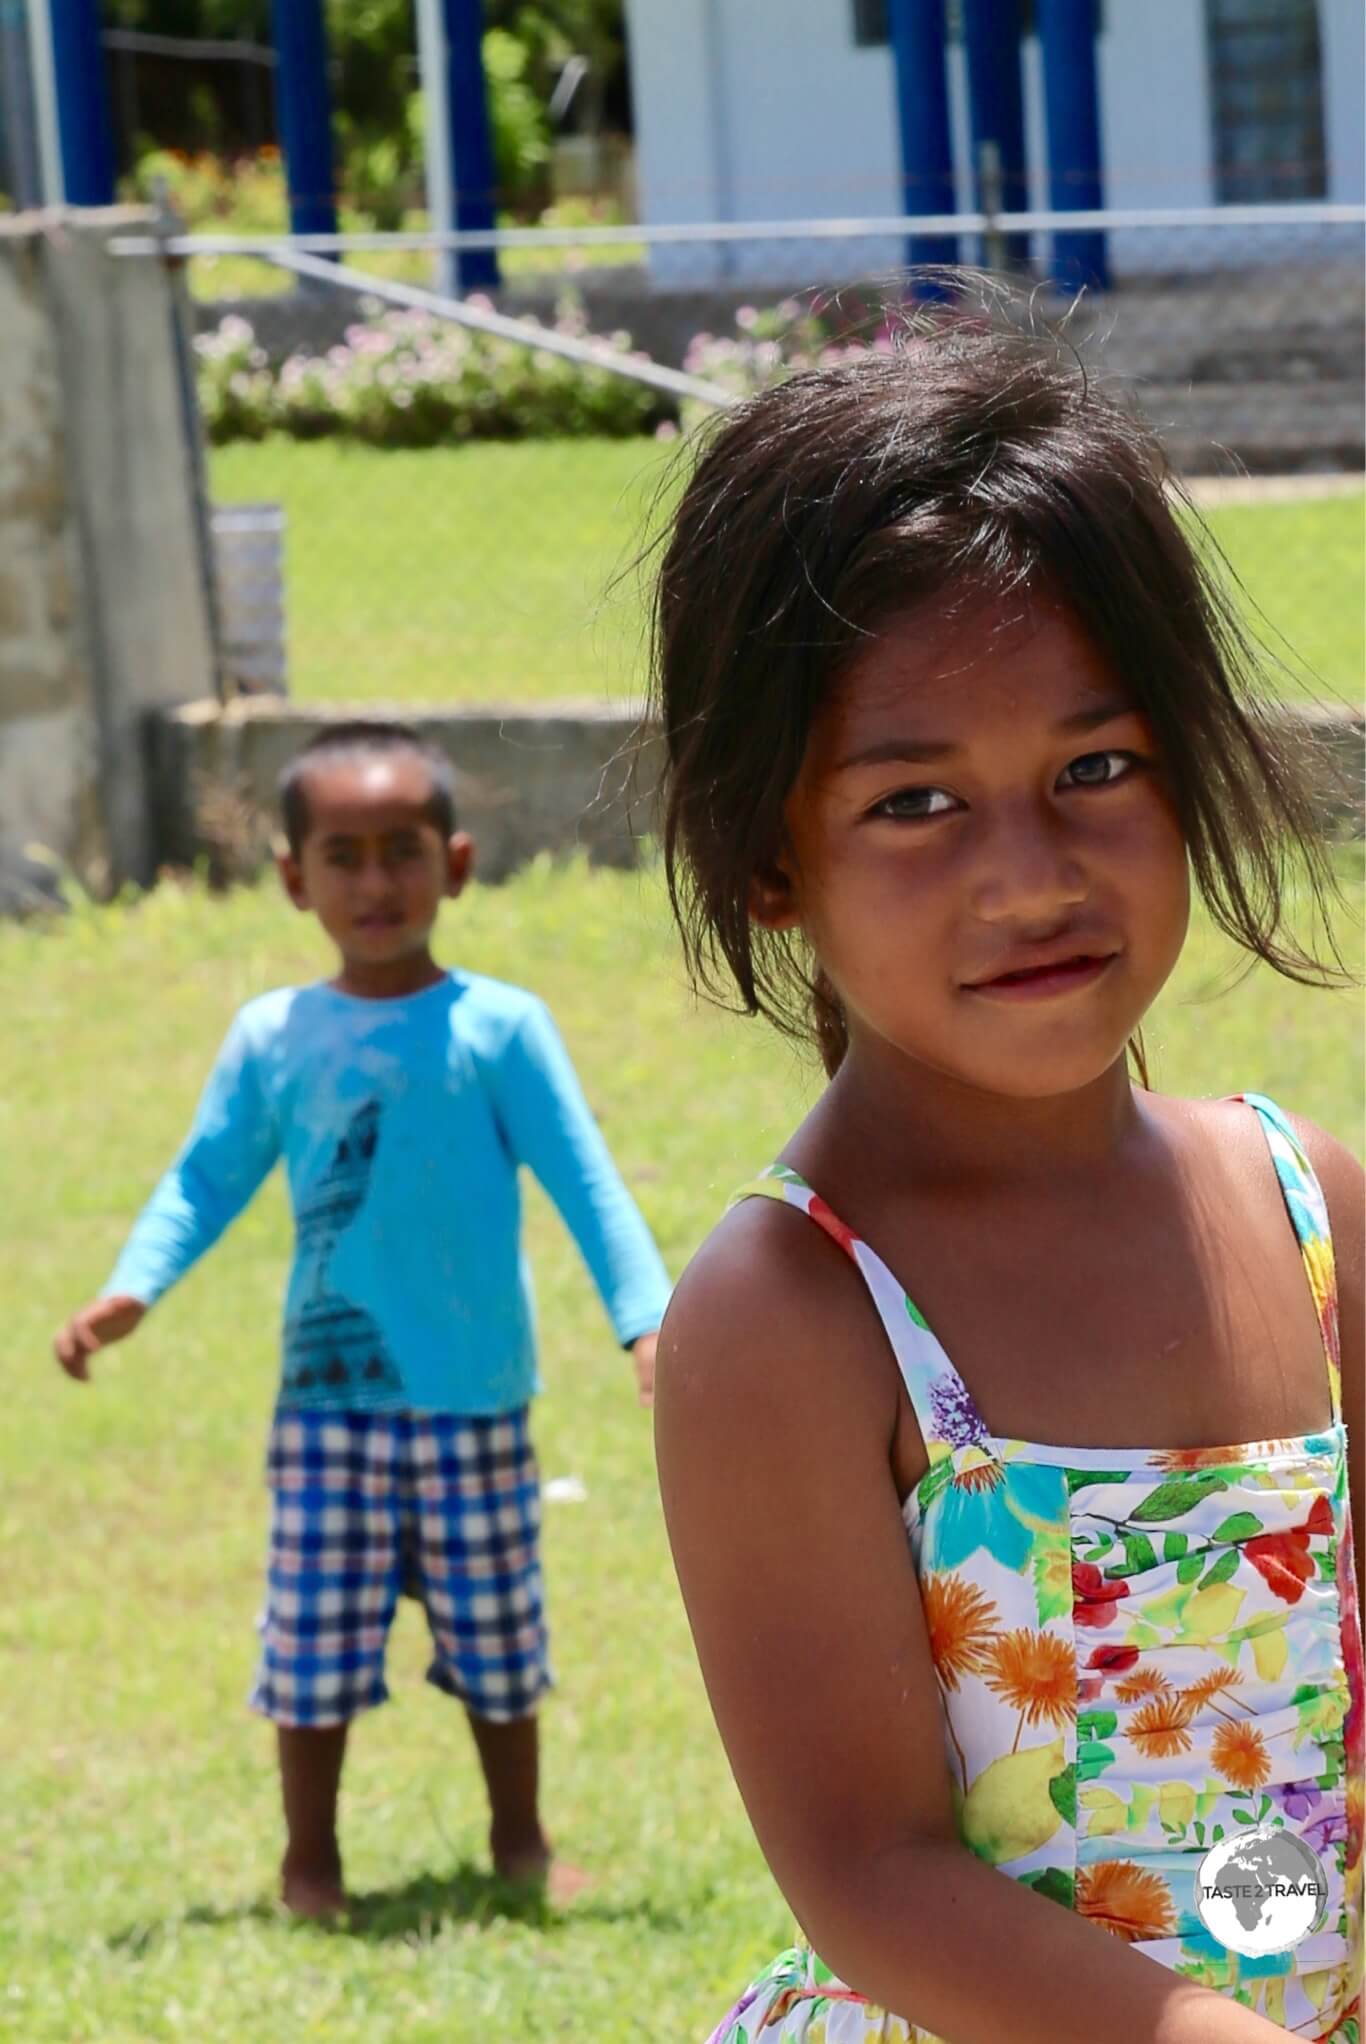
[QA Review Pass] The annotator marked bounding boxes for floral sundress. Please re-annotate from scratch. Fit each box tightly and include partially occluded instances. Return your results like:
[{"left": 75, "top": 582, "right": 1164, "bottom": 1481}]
[{"left": 709, "top": 1095, "right": 1363, "bottom": 2043}]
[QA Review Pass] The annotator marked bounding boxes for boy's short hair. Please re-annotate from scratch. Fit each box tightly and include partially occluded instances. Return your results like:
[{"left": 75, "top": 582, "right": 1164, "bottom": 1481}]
[{"left": 278, "top": 720, "right": 459, "bottom": 855}]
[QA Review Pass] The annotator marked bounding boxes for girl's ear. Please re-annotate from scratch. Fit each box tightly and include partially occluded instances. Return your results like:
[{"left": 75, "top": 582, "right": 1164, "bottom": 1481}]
[{"left": 748, "top": 856, "right": 801, "bottom": 931}]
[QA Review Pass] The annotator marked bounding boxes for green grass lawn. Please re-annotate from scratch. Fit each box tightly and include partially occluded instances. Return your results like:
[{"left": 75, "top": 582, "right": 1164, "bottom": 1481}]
[
  {"left": 210, "top": 438, "right": 674, "bottom": 706},
  {"left": 1, "top": 853, "right": 1360, "bottom": 2042},
  {"left": 210, "top": 440, "right": 1365, "bottom": 709}
]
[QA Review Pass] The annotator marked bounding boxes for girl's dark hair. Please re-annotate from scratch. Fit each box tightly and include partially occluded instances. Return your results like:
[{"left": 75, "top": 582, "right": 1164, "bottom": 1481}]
[
  {"left": 278, "top": 719, "right": 458, "bottom": 854},
  {"left": 647, "top": 279, "right": 1347, "bottom": 1078}
]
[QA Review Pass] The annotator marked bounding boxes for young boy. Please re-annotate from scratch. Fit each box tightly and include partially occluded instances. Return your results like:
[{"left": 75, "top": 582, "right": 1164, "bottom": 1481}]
[{"left": 53, "top": 718, "right": 670, "bottom": 1917}]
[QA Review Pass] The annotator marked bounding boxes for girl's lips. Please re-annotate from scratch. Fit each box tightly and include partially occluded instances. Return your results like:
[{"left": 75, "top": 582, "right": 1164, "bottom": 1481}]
[{"left": 965, "top": 953, "right": 1118, "bottom": 1001}]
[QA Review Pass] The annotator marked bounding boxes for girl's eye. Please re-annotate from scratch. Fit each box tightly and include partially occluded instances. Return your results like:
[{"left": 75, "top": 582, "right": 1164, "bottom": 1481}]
[
  {"left": 1059, "top": 749, "right": 1139, "bottom": 790},
  {"left": 870, "top": 786, "right": 959, "bottom": 821}
]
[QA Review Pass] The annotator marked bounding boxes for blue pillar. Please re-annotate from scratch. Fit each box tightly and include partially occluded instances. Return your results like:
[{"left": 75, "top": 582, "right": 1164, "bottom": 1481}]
[
  {"left": 442, "top": 0, "right": 499, "bottom": 292},
  {"left": 887, "top": 0, "right": 957, "bottom": 273},
  {"left": 270, "top": 0, "right": 337, "bottom": 240},
  {"left": 48, "top": 0, "right": 114, "bottom": 204},
  {"left": 1037, "top": 0, "right": 1108, "bottom": 291},
  {"left": 960, "top": 0, "right": 1028, "bottom": 267}
]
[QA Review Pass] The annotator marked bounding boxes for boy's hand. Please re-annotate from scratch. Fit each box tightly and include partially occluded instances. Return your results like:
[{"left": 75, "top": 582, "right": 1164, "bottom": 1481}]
[
  {"left": 631, "top": 1331, "right": 658, "bottom": 1409},
  {"left": 53, "top": 1296, "right": 146, "bottom": 1381}
]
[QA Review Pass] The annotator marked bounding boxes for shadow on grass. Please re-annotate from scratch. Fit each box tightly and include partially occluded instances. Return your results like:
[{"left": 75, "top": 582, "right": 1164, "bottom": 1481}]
[{"left": 107, "top": 1859, "right": 686, "bottom": 1952}]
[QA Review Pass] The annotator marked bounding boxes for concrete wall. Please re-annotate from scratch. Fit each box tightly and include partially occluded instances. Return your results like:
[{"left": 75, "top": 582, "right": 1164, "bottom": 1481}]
[
  {"left": 0, "top": 208, "right": 216, "bottom": 908},
  {"left": 0, "top": 223, "right": 97, "bottom": 909}
]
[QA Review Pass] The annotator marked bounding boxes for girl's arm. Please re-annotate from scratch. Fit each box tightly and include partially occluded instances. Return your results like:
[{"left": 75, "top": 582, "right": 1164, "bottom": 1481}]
[{"left": 655, "top": 1201, "right": 1286, "bottom": 2044}]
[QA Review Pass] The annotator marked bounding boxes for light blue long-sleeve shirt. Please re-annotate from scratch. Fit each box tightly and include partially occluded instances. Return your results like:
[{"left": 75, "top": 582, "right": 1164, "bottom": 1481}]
[{"left": 104, "top": 972, "right": 672, "bottom": 1414}]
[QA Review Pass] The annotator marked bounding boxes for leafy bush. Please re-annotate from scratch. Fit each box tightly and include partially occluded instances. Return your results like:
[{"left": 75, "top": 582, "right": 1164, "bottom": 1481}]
[
  {"left": 679, "top": 296, "right": 897, "bottom": 427},
  {"left": 196, "top": 298, "right": 670, "bottom": 446}
]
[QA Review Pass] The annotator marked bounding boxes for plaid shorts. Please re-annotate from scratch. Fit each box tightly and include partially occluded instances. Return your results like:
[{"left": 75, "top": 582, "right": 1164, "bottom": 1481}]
[{"left": 250, "top": 1406, "right": 551, "bottom": 1728}]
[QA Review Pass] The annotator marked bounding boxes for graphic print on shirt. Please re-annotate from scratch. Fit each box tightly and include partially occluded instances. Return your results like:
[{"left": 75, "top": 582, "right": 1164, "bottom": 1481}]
[{"left": 280, "top": 1100, "right": 405, "bottom": 1407}]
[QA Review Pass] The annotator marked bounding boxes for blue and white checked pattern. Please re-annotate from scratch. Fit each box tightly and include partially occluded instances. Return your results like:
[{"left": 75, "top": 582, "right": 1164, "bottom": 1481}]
[{"left": 250, "top": 1406, "right": 551, "bottom": 1726}]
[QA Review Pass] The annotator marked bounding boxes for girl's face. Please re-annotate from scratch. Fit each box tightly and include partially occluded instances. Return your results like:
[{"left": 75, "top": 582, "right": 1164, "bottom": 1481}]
[{"left": 769, "top": 592, "right": 1191, "bottom": 1100}]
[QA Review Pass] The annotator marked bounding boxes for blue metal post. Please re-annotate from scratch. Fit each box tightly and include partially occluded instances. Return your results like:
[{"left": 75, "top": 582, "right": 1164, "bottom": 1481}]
[
  {"left": 47, "top": 0, "right": 114, "bottom": 203},
  {"left": 1037, "top": 0, "right": 1108, "bottom": 291},
  {"left": 887, "top": 0, "right": 957, "bottom": 272},
  {"left": 269, "top": 0, "right": 337, "bottom": 240},
  {"left": 441, "top": 0, "right": 499, "bottom": 292},
  {"left": 960, "top": 0, "right": 1028, "bottom": 267}
]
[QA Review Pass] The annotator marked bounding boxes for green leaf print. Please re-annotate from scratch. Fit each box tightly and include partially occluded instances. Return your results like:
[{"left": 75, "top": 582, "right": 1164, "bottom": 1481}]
[
  {"left": 1021, "top": 1867, "right": 1076, "bottom": 1910},
  {"left": 916, "top": 1458, "right": 954, "bottom": 1516},
  {"left": 1211, "top": 1511, "right": 1263, "bottom": 1544},
  {"left": 1048, "top": 1764, "right": 1077, "bottom": 1827},
  {"left": 1078, "top": 1709, "right": 1119, "bottom": 1742},
  {"left": 1176, "top": 1554, "right": 1206, "bottom": 1585},
  {"left": 1066, "top": 1468, "right": 1132, "bottom": 1495},
  {"left": 1198, "top": 1549, "right": 1242, "bottom": 1590},
  {"left": 1130, "top": 1472, "right": 1231, "bottom": 1523},
  {"left": 904, "top": 1295, "right": 931, "bottom": 1331},
  {"left": 1077, "top": 1742, "right": 1116, "bottom": 1784},
  {"left": 1163, "top": 1532, "right": 1190, "bottom": 1561},
  {"left": 1111, "top": 1531, "right": 1158, "bottom": 1578},
  {"left": 1295, "top": 1689, "right": 1347, "bottom": 1745},
  {"left": 1033, "top": 1533, "right": 1074, "bottom": 1624}
]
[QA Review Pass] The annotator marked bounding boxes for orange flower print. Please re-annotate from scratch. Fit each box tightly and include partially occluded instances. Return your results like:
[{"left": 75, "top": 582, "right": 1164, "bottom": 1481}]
[
  {"left": 1076, "top": 1860, "right": 1178, "bottom": 1942},
  {"left": 1151, "top": 1445, "right": 1240, "bottom": 1472},
  {"left": 984, "top": 1629, "right": 1077, "bottom": 1735},
  {"left": 1129, "top": 1693, "right": 1196, "bottom": 1759},
  {"left": 1211, "top": 1720, "right": 1272, "bottom": 1791},
  {"left": 921, "top": 1573, "right": 1000, "bottom": 1691},
  {"left": 1114, "top": 1666, "right": 1172, "bottom": 1703},
  {"left": 1186, "top": 1667, "right": 1244, "bottom": 1711}
]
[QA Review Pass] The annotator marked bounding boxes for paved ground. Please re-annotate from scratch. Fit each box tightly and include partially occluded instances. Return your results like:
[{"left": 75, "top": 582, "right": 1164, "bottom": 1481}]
[{"left": 1184, "top": 472, "right": 1365, "bottom": 506}]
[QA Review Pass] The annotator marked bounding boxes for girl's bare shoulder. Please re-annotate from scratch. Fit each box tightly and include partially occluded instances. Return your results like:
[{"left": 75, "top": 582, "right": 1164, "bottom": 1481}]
[{"left": 657, "top": 1190, "right": 898, "bottom": 1442}]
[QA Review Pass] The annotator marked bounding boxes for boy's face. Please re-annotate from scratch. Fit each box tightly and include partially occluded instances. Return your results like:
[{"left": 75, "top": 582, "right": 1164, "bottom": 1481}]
[{"left": 278, "top": 754, "right": 472, "bottom": 967}]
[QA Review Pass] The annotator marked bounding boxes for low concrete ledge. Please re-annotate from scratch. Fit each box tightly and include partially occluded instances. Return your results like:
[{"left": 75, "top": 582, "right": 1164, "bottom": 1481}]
[
  {"left": 148, "top": 696, "right": 1362, "bottom": 889},
  {"left": 149, "top": 697, "right": 664, "bottom": 885}
]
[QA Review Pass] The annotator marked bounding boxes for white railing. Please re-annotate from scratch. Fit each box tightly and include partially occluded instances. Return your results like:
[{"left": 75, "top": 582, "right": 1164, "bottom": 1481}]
[{"left": 108, "top": 200, "right": 1366, "bottom": 260}]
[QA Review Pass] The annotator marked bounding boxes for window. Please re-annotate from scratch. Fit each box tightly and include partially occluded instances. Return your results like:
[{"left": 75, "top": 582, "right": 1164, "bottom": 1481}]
[
  {"left": 1206, "top": 0, "right": 1327, "bottom": 201},
  {"left": 852, "top": 0, "right": 889, "bottom": 45}
]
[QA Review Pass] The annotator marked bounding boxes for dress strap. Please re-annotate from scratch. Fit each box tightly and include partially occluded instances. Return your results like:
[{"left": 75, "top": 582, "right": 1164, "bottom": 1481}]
[
  {"left": 1234, "top": 1093, "right": 1342, "bottom": 1427},
  {"left": 729, "top": 1170, "right": 992, "bottom": 1466}
]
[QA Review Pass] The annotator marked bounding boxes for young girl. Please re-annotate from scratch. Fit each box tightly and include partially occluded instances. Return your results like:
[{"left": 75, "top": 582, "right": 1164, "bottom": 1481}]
[{"left": 650, "top": 297, "right": 1362, "bottom": 2043}]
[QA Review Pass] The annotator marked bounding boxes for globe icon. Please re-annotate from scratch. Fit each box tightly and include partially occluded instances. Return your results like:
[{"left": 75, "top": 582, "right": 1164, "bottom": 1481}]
[{"left": 1196, "top": 1825, "right": 1330, "bottom": 1957}]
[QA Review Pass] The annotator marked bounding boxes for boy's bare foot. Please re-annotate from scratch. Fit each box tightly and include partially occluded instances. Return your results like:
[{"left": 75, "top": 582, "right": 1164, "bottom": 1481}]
[
  {"left": 492, "top": 1836, "right": 594, "bottom": 1906},
  {"left": 281, "top": 1858, "right": 347, "bottom": 1919}
]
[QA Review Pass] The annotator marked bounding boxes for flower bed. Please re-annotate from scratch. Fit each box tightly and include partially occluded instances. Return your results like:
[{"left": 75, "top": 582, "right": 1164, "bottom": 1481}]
[{"left": 195, "top": 297, "right": 672, "bottom": 447}]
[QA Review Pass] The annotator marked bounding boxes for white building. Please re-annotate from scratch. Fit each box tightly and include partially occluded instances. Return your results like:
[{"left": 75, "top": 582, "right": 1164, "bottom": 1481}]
[{"left": 624, "top": 0, "right": 1365, "bottom": 283}]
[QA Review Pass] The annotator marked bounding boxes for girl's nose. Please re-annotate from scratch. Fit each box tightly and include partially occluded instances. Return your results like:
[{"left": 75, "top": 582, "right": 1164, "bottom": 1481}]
[{"left": 969, "top": 802, "right": 1089, "bottom": 924}]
